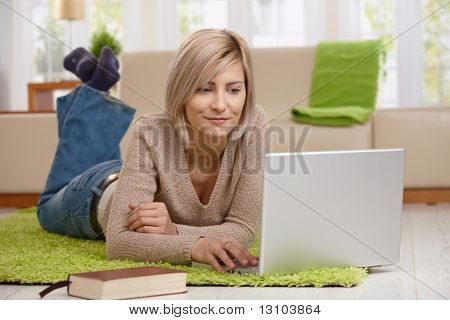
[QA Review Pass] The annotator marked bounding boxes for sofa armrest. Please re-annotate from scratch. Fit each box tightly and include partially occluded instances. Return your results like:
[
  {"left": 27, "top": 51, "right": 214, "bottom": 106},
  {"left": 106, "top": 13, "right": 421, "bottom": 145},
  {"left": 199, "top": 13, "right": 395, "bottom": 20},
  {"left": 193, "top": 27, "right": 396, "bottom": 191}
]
[
  {"left": 373, "top": 107, "right": 450, "bottom": 188},
  {"left": 0, "top": 114, "right": 58, "bottom": 193}
]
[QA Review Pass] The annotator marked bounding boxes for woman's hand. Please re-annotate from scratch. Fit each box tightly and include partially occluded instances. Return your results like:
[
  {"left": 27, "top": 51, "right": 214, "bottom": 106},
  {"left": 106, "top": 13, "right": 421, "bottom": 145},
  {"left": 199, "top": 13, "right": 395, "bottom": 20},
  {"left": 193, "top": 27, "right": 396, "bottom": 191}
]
[
  {"left": 127, "top": 202, "right": 178, "bottom": 235},
  {"left": 191, "top": 237, "right": 259, "bottom": 273}
]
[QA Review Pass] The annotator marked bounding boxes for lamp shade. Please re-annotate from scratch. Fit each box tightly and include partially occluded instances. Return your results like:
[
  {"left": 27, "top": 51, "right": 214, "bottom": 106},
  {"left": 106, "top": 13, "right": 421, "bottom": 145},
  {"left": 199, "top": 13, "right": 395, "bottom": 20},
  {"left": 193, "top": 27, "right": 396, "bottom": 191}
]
[{"left": 53, "top": 0, "right": 85, "bottom": 20}]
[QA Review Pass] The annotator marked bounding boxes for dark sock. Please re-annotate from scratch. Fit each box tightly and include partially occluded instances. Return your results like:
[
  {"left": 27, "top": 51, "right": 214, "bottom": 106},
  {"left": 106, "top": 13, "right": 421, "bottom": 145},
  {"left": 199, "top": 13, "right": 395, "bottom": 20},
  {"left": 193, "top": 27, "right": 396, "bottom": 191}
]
[
  {"left": 63, "top": 47, "right": 98, "bottom": 82},
  {"left": 86, "top": 46, "right": 120, "bottom": 92}
]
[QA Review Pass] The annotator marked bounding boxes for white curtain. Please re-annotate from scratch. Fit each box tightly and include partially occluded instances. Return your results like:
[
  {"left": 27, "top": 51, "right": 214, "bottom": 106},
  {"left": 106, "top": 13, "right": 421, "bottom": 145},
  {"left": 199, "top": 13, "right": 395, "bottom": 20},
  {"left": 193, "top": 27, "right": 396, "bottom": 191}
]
[
  {"left": 396, "top": 0, "right": 423, "bottom": 107},
  {"left": 0, "top": 0, "right": 36, "bottom": 111}
]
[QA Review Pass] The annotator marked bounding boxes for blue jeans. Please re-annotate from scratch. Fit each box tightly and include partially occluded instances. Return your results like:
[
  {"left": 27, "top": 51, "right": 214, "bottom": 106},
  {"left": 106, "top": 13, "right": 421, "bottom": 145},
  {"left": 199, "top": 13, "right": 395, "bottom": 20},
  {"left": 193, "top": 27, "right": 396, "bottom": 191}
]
[{"left": 37, "top": 84, "right": 136, "bottom": 239}]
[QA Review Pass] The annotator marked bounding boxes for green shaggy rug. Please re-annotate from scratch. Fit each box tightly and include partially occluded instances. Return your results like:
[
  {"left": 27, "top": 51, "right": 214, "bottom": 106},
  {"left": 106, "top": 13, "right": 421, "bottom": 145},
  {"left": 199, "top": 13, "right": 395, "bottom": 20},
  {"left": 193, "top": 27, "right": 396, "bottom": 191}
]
[{"left": 0, "top": 208, "right": 367, "bottom": 287}]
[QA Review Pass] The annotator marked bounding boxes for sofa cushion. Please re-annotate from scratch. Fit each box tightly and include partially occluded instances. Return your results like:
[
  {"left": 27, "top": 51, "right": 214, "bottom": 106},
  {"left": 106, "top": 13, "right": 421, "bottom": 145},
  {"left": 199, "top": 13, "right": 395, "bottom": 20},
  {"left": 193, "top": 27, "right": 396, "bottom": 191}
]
[{"left": 267, "top": 113, "right": 372, "bottom": 153}]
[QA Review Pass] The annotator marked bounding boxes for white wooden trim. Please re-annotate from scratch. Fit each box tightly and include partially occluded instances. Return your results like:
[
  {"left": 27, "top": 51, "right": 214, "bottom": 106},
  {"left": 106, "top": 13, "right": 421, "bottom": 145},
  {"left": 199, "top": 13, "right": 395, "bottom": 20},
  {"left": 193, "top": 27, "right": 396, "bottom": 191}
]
[
  {"left": 0, "top": 0, "right": 14, "bottom": 110},
  {"left": 396, "top": 0, "right": 423, "bottom": 107},
  {"left": 156, "top": 0, "right": 178, "bottom": 50},
  {"left": 1, "top": 0, "right": 36, "bottom": 111}
]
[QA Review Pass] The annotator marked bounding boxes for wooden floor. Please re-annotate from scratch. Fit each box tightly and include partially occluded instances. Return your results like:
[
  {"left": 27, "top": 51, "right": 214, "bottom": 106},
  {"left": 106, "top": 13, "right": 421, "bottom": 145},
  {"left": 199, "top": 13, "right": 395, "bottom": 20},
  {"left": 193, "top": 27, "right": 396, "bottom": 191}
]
[{"left": 1, "top": 203, "right": 449, "bottom": 300}]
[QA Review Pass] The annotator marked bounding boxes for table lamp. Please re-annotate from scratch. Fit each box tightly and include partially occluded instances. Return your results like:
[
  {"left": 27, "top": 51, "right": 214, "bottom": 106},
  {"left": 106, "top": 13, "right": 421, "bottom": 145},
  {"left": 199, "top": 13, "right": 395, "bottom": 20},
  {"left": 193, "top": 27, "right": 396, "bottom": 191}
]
[{"left": 53, "top": 0, "right": 85, "bottom": 49}]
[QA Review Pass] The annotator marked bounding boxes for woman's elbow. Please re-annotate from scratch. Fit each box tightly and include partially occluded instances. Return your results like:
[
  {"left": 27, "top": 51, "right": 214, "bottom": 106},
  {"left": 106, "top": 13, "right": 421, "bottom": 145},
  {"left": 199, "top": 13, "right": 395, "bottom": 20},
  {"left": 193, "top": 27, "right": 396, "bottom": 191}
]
[
  {"left": 105, "top": 231, "right": 132, "bottom": 261},
  {"left": 106, "top": 237, "right": 121, "bottom": 260}
]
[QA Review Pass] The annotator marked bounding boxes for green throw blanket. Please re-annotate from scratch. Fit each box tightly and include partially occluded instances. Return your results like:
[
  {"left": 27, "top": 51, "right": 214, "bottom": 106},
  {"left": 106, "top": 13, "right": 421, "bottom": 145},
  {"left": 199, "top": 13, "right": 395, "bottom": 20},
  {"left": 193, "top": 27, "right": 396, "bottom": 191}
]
[
  {"left": 0, "top": 208, "right": 368, "bottom": 287},
  {"left": 292, "top": 39, "right": 382, "bottom": 126}
]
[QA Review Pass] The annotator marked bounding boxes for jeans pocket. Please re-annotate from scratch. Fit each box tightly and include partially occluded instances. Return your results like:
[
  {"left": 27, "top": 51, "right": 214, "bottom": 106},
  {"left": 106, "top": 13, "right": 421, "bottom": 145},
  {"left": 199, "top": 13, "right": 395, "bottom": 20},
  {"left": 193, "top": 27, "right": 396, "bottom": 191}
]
[
  {"left": 43, "top": 205, "right": 101, "bottom": 239},
  {"left": 71, "top": 166, "right": 98, "bottom": 189},
  {"left": 74, "top": 209, "right": 104, "bottom": 240},
  {"left": 39, "top": 208, "right": 78, "bottom": 237}
]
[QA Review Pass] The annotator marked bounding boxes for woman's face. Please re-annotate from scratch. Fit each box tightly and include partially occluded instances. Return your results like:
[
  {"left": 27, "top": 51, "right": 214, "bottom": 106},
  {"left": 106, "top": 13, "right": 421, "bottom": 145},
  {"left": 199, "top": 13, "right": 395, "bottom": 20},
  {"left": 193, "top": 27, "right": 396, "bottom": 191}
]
[{"left": 184, "top": 62, "right": 246, "bottom": 140}]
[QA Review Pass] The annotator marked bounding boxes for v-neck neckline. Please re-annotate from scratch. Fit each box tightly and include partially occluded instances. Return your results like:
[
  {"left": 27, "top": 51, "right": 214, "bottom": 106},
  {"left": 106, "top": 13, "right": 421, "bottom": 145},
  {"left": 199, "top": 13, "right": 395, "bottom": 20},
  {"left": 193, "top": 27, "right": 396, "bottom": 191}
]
[{"left": 179, "top": 138, "right": 230, "bottom": 210}]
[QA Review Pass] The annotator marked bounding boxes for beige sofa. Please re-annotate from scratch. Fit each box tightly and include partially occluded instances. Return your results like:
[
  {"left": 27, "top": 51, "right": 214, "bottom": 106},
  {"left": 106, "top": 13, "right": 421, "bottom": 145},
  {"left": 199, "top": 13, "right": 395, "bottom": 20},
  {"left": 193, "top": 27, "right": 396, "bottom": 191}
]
[{"left": 1, "top": 47, "right": 449, "bottom": 206}]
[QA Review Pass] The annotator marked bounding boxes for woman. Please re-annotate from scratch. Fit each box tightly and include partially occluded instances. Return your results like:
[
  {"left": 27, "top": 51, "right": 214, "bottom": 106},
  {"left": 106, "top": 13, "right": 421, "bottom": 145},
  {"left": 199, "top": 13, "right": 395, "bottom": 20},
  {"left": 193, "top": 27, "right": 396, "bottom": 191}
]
[{"left": 37, "top": 29, "right": 268, "bottom": 273}]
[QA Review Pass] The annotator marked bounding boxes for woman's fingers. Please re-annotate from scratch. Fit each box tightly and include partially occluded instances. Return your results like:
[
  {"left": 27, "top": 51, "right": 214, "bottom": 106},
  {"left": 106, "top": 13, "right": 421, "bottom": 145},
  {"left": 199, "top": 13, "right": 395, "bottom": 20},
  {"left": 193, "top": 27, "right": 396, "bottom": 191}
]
[
  {"left": 128, "top": 203, "right": 140, "bottom": 214},
  {"left": 128, "top": 216, "right": 161, "bottom": 230},
  {"left": 127, "top": 203, "right": 176, "bottom": 235},
  {"left": 136, "top": 225, "right": 163, "bottom": 234},
  {"left": 127, "top": 208, "right": 160, "bottom": 227},
  {"left": 226, "top": 246, "right": 251, "bottom": 266},
  {"left": 242, "top": 248, "right": 258, "bottom": 265},
  {"left": 207, "top": 254, "right": 227, "bottom": 273},
  {"left": 129, "top": 202, "right": 161, "bottom": 210},
  {"left": 127, "top": 204, "right": 142, "bottom": 225},
  {"left": 222, "top": 239, "right": 258, "bottom": 266},
  {"left": 215, "top": 248, "right": 236, "bottom": 270},
  {"left": 191, "top": 237, "right": 257, "bottom": 273}
]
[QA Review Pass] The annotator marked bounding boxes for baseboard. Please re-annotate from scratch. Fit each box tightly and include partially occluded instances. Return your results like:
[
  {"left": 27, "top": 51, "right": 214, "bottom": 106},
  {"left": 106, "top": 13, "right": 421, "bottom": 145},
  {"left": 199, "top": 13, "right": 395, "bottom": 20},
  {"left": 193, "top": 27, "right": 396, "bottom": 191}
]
[
  {"left": 0, "top": 194, "right": 40, "bottom": 208},
  {"left": 1, "top": 189, "right": 450, "bottom": 208},
  {"left": 403, "top": 188, "right": 450, "bottom": 204}
]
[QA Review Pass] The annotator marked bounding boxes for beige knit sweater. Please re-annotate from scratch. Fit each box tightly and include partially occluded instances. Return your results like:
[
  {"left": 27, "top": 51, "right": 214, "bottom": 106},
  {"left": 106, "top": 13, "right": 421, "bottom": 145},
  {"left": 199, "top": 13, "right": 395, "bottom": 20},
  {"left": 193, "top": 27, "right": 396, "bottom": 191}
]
[{"left": 103, "top": 104, "right": 268, "bottom": 265}]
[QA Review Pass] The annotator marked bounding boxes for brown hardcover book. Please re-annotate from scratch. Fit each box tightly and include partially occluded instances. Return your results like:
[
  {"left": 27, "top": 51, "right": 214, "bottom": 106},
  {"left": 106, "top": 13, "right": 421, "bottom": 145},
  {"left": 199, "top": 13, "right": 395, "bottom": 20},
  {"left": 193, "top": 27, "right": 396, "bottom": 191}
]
[{"left": 39, "top": 266, "right": 187, "bottom": 300}]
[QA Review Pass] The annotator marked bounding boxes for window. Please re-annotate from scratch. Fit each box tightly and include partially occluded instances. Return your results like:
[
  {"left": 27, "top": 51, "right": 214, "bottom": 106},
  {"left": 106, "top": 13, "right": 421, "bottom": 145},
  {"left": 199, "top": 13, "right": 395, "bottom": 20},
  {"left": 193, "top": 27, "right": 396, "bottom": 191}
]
[
  {"left": 250, "top": 0, "right": 305, "bottom": 47},
  {"left": 422, "top": 0, "right": 450, "bottom": 105},
  {"left": 176, "top": 0, "right": 305, "bottom": 47},
  {"left": 360, "top": 0, "right": 398, "bottom": 107},
  {"left": 359, "top": 0, "right": 450, "bottom": 107},
  {"left": 178, "top": 0, "right": 227, "bottom": 43},
  {"left": 5, "top": 0, "right": 449, "bottom": 110},
  {"left": 174, "top": 0, "right": 449, "bottom": 108},
  {"left": 90, "top": 0, "right": 123, "bottom": 43},
  {"left": 33, "top": 0, "right": 66, "bottom": 82}
]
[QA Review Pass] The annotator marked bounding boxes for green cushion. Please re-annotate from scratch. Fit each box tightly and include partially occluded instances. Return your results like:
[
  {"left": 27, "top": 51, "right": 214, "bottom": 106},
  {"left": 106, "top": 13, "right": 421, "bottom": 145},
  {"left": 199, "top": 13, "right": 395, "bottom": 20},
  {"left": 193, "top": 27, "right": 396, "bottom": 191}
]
[
  {"left": 292, "top": 39, "right": 382, "bottom": 126},
  {"left": 291, "top": 105, "right": 374, "bottom": 126},
  {"left": 0, "top": 208, "right": 368, "bottom": 287}
]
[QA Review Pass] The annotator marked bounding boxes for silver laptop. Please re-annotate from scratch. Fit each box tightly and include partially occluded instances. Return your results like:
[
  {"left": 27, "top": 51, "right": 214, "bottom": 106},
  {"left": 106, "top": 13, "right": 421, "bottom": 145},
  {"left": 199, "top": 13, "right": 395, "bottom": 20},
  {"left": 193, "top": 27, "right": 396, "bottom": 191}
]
[{"left": 192, "top": 148, "right": 405, "bottom": 275}]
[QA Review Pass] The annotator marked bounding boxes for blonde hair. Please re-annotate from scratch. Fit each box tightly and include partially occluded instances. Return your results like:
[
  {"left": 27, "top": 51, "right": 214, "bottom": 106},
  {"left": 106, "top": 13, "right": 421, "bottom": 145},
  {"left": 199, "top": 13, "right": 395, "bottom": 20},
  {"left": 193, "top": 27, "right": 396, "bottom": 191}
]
[{"left": 165, "top": 28, "right": 256, "bottom": 146}]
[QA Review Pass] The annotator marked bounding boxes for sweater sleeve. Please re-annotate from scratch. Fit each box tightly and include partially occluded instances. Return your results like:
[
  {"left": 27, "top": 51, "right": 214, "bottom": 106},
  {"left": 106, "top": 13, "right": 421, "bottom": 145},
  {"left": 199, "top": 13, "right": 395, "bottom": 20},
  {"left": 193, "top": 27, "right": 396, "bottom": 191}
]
[
  {"left": 174, "top": 106, "right": 269, "bottom": 248},
  {"left": 106, "top": 117, "right": 202, "bottom": 264}
]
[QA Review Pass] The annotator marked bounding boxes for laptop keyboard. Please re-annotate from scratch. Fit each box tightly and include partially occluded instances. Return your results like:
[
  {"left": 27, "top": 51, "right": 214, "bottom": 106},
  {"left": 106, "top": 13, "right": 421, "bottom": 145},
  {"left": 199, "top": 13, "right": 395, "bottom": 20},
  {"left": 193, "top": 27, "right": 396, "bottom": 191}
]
[{"left": 219, "top": 259, "right": 259, "bottom": 274}]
